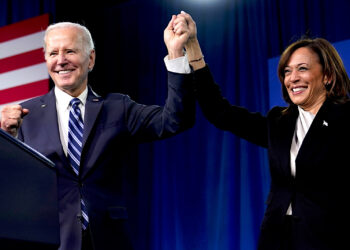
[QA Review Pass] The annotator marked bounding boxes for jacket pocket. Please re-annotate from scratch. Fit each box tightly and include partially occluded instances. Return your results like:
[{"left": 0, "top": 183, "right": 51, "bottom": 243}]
[{"left": 108, "top": 206, "right": 128, "bottom": 220}]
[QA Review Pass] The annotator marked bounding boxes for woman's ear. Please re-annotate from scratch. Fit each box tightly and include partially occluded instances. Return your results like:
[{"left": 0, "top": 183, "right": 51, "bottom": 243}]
[{"left": 324, "top": 75, "right": 332, "bottom": 86}]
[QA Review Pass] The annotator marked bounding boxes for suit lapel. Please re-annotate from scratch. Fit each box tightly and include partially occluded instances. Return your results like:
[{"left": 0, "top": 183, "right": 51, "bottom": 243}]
[
  {"left": 276, "top": 106, "right": 299, "bottom": 177},
  {"left": 80, "top": 88, "right": 103, "bottom": 177},
  {"left": 296, "top": 100, "right": 332, "bottom": 162},
  {"left": 277, "top": 101, "right": 331, "bottom": 177},
  {"left": 82, "top": 88, "right": 103, "bottom": 148},
  {"left": 39, "top": 90, "right": 68, "bottom": 165}
]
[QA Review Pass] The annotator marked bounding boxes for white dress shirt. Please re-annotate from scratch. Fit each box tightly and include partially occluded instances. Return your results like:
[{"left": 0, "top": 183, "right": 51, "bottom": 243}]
[
  {"left": 164, "top": 54, "right": 191, "bottom": 74},
  {"left": 287, "top": 106, "right": 315, "bottom": 215},
  {"left": 55, "top": 87, "right": 88, "bottom": 156}
]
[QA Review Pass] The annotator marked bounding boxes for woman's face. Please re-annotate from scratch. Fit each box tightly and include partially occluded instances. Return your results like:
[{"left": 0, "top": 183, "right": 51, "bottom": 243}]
[{"left": 283, "top": 47, "right": 328, "bottom": 114}]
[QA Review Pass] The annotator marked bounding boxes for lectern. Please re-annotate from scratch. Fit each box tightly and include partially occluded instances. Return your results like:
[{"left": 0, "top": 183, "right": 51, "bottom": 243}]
[{"left": 0, "top": 129, "right": 60, "bottom": 249}]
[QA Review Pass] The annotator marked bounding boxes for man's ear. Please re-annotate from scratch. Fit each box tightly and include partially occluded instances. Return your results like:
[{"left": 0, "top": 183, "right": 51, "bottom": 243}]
[{"left": 88, "top": 49, "right": 96, "bottom": 72}]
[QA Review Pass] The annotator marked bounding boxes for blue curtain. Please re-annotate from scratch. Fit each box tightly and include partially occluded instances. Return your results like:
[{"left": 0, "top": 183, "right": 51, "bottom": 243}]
[
  {"left": 0, "top": 0, "right": 55, "bottom": 25},
  {"left": 2, "top": 0, "right": 350, "bottom": 249}
]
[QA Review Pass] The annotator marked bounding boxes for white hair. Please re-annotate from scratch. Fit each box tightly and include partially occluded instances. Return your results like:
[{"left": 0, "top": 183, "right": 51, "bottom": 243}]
[{"left": 43, "top": 22, "right": 95, "bottom": 56}]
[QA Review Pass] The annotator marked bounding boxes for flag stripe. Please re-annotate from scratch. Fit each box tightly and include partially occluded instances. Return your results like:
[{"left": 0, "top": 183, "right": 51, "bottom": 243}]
[
  {"left": 0, "top": 79, "right": 49, "bottom": 105},
  {"left": 0, "top": 14, "right": 49, "bottom": 109},
  {"left": 0, "top": 48, "right": 45, "bottom": 73},
  {"left": 0, "top": 31, "right": 45, "bottom": 59},
  {"left": 0, "top": 14, "right": 49, "bottom": 43},
  {"left": 0, "top": 62, "right": 48, "bottom": 91},
  {"left": 0, "top": 98, "right": 31, "bottom": 111}
]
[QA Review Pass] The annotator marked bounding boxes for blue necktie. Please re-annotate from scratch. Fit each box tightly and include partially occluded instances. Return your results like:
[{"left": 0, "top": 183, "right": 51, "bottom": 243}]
[{"left": 67, "top": 98, "right": 89, "bottom": 230}]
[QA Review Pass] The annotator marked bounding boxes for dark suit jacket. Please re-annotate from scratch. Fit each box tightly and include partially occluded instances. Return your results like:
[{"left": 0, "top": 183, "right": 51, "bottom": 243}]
[
  {"left": 17, "top": 71, "right": 195, "bottom": 250},
  {"left": 193, "top": 66, "right": 350, "bottom": 250}
]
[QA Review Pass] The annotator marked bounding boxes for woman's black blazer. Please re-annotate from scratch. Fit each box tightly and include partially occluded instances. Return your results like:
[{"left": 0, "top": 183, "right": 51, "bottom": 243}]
[{"left": 193, "top": 66, "right": 350, "bottom": 250}]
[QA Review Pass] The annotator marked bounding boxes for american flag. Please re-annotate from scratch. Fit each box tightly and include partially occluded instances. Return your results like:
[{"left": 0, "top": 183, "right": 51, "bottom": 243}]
[{"left": 0, "top": 14, "right": 49, "bottom": 111}]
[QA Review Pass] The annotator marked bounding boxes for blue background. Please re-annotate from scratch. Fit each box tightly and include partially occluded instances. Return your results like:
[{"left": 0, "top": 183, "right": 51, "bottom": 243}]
[{"left": 1, "top": 0, "right": 350, "bottom": 249}]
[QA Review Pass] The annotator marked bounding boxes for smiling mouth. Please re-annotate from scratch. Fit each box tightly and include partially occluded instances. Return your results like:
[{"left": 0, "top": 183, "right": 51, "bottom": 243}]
[
  {"left": 57, "top": 70, "right": 74, "bottom": 74},
  {"left": 292, "top": 87, "right": 307, "bottom": 93}
]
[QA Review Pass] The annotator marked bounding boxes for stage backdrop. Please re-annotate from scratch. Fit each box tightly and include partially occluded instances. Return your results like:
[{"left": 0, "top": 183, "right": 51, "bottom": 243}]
[{"left": 1, "top": 0, "right": 350, "bottom": 249}]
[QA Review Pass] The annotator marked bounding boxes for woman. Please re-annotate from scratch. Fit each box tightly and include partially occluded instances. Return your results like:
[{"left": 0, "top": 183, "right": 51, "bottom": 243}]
[{"left": 180, "top": 11, "right": 350, "bottom": 250}]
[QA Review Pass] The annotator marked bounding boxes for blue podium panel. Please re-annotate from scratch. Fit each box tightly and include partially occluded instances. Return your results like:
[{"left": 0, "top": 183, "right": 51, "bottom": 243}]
[{"left": 0, "top": 129, "right": 60, "bottom": 249}]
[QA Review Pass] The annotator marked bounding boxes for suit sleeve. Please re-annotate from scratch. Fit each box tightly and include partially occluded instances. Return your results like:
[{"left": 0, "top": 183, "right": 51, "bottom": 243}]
[
  {"left": 125, "top": 71, "right": 195, "bottom": 141},
  {"left": 193, "top": 65, "right": 268, "bottom": 148}
]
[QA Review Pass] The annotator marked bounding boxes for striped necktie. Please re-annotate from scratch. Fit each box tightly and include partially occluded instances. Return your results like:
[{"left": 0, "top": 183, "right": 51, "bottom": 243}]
[{"left": 67, "top": 98, "right": 89, "bottom": 230}]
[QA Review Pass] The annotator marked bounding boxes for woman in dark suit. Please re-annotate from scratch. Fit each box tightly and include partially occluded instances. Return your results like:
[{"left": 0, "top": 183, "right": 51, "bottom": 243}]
[{"left": 179, "top": 11, "right": 350, "bottom": 250}]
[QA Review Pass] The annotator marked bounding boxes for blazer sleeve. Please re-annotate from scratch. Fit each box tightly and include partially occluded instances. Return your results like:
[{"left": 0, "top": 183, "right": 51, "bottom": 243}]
[
  {"left": 124, "top": 71, "right": 195, "bottom": 141},
  {"left": 193, "top": 65, "right": 268, "bottom": 148}
]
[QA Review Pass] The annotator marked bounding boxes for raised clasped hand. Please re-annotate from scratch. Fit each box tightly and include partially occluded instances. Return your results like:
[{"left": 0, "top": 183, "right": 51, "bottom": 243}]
[
  {"left": 164, "top": 12, "right": 190, "bottom": 59},
  {"left": 176, "top": 11, "right": 197, "bottom": 43}
]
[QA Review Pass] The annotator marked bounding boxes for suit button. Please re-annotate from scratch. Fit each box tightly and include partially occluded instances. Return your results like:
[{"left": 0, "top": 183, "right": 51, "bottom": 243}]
[{"left": 77, "top": 213, "right": 82, "bottom": 222}]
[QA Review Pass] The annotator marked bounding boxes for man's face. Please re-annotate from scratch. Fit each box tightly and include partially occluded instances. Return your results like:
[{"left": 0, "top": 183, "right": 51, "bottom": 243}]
[{"left": 45, "top": 27, "right": 95, "bottom": 97}]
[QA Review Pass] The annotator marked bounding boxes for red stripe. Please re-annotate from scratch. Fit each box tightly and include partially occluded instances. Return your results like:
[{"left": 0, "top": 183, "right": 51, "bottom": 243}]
[
  {"left": 0, "top": 79, "right": 49, "bottom": 105},
  {"left": 0, "top": 14, "right": 49, "bottom": 43},
  {"left": 0, "top": 48, "right": 45, "bottom": 73}
]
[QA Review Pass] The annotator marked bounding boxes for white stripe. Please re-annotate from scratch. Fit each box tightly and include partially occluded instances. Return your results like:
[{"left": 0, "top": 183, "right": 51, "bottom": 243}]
[
  {"left": 0, "top": 63, "right": 48, "bottom": 90},
  {"left": 68, "top": 129, "right": 83, "bottom": 147},
  {"left": 0, "top": 31, "right": 45, "bottom": 59},
  {"left": 67, "top": 149, "right": 80, "bottom": 165},
  {"left": 0, "top": 97, "right": 32, "bottom": 110},
  {"left": 67, "top": 150, "right": 80, "bottom": 173},
  {"left": 69, "top": 141, "right": 81, "bottom": 156},
  {"left": 81, "top": 200, "right": 89, "bottom": 222},
  {"left": 82, "top": 212, "right": 89, "bottom": 222},
  {"left": 71, "top": 109, "right": 81, "bottom": 120},
  {"left": 71, "top": 109, "right": 84, "bottom": 128},
  {"left": 69, "top": 117, "right": 83, "bottom": 136},
  {"left": 67, "top": 144, "right": 80, "bottom": 161}
]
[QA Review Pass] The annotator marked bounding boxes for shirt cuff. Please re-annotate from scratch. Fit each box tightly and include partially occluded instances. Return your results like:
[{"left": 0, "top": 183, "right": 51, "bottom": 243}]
[{"left": 164, "top": 54, "right": 191, "bottom": 74}]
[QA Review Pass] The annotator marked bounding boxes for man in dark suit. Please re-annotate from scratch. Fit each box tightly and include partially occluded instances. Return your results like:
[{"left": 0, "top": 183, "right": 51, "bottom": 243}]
[{"left": 0, "top": 14, "right": 194, "bottom": 250}]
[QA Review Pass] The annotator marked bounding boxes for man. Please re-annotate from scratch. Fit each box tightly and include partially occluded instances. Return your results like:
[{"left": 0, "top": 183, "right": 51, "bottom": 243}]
[{"left": 1, "top": 14, "right": 194, "bottom": 250}]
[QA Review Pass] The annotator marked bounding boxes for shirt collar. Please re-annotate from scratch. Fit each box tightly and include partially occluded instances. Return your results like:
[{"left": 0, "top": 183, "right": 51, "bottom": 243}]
[
  {"left": 54, "top": 86, "right": 88, "bottom": 110},
  {"left": 297, "top": 106, "right": 315, "bottom": 120}
]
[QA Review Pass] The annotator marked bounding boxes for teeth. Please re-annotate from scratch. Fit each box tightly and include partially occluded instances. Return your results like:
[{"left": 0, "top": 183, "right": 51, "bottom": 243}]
[
  {"left": 58, "top": 70, "right": 72, "bottom": 74},
  {"left": 292, "top": 87, "right": 306, "bottom": 92}
]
